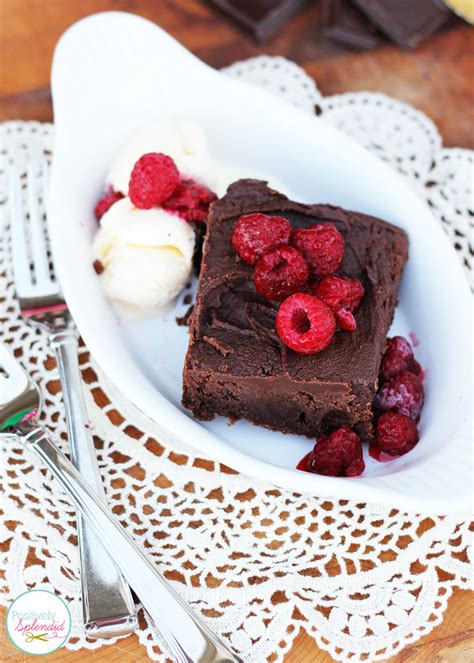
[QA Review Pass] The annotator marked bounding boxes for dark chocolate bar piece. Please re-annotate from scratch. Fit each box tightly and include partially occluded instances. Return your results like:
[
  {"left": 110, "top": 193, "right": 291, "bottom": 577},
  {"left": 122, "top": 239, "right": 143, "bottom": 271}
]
[
  {"left": 323, "top": 0, "right": 383, "bottom": 50},
  {"left": 210, "top": 0, "right": 309, "bottom": 42},
  {"left": 351, "top": 0, "right": 450, "bottom": 49}
]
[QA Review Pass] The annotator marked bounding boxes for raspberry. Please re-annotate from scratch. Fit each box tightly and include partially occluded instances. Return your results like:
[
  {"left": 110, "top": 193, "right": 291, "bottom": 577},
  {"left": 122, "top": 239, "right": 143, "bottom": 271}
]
[
  {"left": 335, "top": 308, "right": 356, "bottom": 331},
  {"left": 307, "top": 427, "right": 365, "bottom": 477},
  {"left": 373, "top": 370, "right": 424, "bottom": 422},
  {"left": 253, "top": 245, "right": 309, "bottom": 301},
  {"left": 313, "top": 275, "right": 364, "bottom": 332},
  {"left": 129, "top": 153, "right": 179, "bottom": 209},
  {"left": 232, "top": 213, "right": 292, "bottom": 266},
  {"left": 412, "top": 361, "right": 424, "bottom": 381},
  {"left": 276, "top": 293, "right": 336, "bottom": 355},
  {"left": 380, "top": 336, "right": 418, "bottom": 382},
  {"left": 375, "top": 411, "right": 419, "bottom": 457},
  {"left": 95, "top": 186, "right": 123, "bottom": 219},
  {"left": 163, "top": 178, "right": 216, "bottom": 222},
  {"left": 314, "top": 275, "right": 364, "bottom": 311},
  {"left": 291, "top": 224, "right": 344, "bottom": 278}
]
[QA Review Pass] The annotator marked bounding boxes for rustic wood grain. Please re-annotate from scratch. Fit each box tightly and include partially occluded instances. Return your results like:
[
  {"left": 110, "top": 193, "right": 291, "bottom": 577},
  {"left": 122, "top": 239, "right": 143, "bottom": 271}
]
[
  {"left": 0, "top": 0, "right": 473, "bottom": 146},
  {"left": 0, "top": 1, "right": 473, "bottom": 661}
]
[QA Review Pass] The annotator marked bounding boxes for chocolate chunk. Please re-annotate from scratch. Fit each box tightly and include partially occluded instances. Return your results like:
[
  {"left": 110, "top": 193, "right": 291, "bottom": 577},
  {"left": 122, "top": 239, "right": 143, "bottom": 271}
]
[
  {"left": 210, "top": 0, "right": 310, "bottom": 42},
  {"left": 323, "top": 0, "right": 383, "bottom": 50},
  {"left": 92, "top": 259, "right": 104, "bottom": 274},
  {"left": 182, "top": 180, "right": 408, "bottom": 442},
  {"left": 176, "top": 304, "right": 194, "bottom": 327},
  {"left": 352, "top": 0, "right": 450, "bottom": 49}
]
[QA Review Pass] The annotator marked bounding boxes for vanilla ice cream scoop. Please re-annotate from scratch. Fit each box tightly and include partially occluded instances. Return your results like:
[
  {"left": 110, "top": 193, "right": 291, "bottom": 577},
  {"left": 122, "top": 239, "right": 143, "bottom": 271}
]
[
  {"left": 93, "top": 197, "right": 195, "bottom": 315},
  {"left": 107, "top": 120, "right": 215, "bottom": 195}
]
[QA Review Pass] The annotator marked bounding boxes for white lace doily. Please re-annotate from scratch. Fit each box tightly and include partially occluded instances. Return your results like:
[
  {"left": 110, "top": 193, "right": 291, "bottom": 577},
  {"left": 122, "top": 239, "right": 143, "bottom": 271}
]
[{"left": 0, "top": 57, "right": 472, "bottom": 663}]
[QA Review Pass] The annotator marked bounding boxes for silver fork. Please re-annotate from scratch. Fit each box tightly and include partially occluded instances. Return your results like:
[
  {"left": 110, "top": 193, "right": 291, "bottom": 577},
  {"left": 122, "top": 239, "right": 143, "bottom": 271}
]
[
  {"left": 0, "top": 343, "right": 241, "bottom": 663},
  {"left": 9, "top": 163, "right": 137, "bottom": 638}
]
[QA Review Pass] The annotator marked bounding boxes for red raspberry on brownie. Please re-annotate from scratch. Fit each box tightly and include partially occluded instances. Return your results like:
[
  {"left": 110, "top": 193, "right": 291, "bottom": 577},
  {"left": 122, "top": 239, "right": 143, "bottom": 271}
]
[
  {"left": 375, "top": 411, "right": 419, "bottom": 457},
  {"left": 306, "top": 427, "right": 365, "bottom": 477},
  {"left": 163, "top": 177, "right": 216, "bottom": 222},
  {"left": 253, "top": 245, "right": 309, "bottom": 301},
  {"left": 232, "top": 213, "right": 292, "bottom": 266},
  {"left": 276, "top": 293, "right": 336, "bottom": 355},
  {"left": 95, "top": 186, "right": 124, "bottom": 220},
  {"left": 333, "top": 308, "right": 357, "bottom": 332},
  {"left": 380, "top": 336, "right": 419, "bottom": 382},
  {"left": 313, "top": 275, "right": 365, "bottom": 332},
  {"left": 129, "top": 153, "right": 179, "bottom": 209},
  {"left": 373, "top": 370, "right": 424, "bottom": 422},
  {"left": 291, "top": 223, "right": 344, "bottom": 279}
]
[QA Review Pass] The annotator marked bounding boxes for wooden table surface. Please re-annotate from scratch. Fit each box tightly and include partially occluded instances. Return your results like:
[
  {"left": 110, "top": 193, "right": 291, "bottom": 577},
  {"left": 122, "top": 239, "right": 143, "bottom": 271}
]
[{"left": 1, "top": 1, "right": 473, "bottom": 662}]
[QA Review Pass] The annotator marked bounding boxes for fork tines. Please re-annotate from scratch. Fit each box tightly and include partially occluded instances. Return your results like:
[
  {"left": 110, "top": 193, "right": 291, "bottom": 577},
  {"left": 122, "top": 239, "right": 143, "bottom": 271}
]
[{"left": 10, "top": 163, "right": 64, "bottom": 309}]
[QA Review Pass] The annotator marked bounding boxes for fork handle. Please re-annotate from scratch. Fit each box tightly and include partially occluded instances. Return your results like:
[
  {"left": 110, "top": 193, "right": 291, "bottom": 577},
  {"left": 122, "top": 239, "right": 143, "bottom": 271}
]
[
  {"left": 50, "top": 329, "right": 137, "bottom": 638},
  {"left": 17, "top": 421, "right": 241, "bottom": 663}
]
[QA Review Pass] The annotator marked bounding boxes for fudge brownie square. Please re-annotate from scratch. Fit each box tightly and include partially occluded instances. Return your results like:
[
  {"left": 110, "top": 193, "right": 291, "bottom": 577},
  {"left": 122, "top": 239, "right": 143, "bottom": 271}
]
[{"left": 182, "top": 180, "right": 408, "bottom": 442}]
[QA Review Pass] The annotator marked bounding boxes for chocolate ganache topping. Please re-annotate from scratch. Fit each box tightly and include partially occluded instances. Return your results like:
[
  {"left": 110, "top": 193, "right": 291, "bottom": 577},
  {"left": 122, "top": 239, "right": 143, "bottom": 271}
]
[{"left": 183, "top": 180, "right": 408, "bottom": 441}]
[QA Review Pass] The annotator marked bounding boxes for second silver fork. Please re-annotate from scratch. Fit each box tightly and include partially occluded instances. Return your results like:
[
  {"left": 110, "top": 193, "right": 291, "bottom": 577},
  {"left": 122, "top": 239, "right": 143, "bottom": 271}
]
[{"left": 9, "top": 162, "right": 137, "bottom": 638}]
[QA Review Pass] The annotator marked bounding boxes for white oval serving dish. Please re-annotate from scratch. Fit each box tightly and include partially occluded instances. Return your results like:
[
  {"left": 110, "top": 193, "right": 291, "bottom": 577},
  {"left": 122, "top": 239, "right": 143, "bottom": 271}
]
[{"left": 49, "top": 11, "right": 472, "bottom": 513}]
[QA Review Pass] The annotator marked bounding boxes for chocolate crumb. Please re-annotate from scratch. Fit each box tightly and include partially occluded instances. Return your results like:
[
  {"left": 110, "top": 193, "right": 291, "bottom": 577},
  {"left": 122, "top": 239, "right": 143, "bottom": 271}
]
[
  {"left": 203, "top": 335, "right": 234, "bottom": 357},
  {"left": 93, "top": 259, "right": 104, "bottom": 274},
  {"left": 183, "top": 293, "right": 192, "bottom": 305},
  {"left": 176, "top": 304, "right": 194, "bottom": 327}
]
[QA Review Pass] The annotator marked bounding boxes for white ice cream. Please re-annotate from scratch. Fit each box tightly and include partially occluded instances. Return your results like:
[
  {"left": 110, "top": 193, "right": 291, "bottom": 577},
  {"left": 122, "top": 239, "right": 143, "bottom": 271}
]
[
  {"left": 93, "top": 197, "right": 195, "bottom": 315},
  {"left": 107, "top": 119, "right": 216, "bottom": 195}
]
